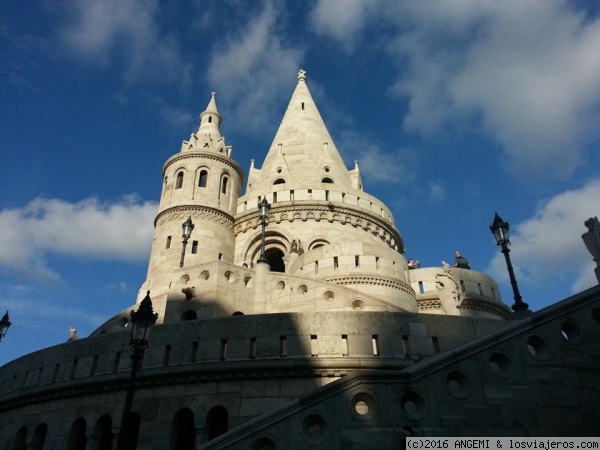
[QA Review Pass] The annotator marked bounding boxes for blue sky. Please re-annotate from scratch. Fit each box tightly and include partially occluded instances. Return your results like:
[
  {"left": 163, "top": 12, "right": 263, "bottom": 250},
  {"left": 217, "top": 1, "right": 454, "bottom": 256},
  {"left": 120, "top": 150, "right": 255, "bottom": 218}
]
[{"left": 1, "top": 0, "right": 599, "bottom": 365}]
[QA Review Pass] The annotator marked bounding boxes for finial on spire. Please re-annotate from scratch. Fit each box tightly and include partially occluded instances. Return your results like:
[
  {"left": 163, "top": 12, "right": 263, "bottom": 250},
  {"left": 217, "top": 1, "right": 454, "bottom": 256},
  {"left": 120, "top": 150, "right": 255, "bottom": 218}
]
[{"left": 297, "top": 69, "right": 307, "bottom": 82}]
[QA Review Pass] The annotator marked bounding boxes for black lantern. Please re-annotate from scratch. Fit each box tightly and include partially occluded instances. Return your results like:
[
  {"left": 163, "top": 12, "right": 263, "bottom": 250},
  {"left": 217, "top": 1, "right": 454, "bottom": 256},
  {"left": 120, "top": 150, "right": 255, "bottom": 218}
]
[
  {"left": 116, "top": 292, "right": 158, "bottom": 450},
  {"left": 489, "top": 213, "right": 530, "bottom": 314},
  {"left": 129, "top": 291, "right": 159, "bottom": 351},
  {"left": 257, "top": 198, "right": 271, "bottom": 264},
  {"left": 0, "top": 311, "right": 11, "bottom": 343},
  {"left": 179, "top": 217, "right": 195, "bottom": 268}
]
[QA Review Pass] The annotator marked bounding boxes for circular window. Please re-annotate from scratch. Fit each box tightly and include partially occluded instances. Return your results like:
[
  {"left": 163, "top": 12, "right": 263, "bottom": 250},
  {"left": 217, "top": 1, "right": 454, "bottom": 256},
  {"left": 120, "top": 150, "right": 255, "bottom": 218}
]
[
  {"left": 200, "top": 270, "right": 210, "bottom": 281},
  {"left": 277, "top": 167, "right": 282, "bottom": 173},
  {"left": 302, "top": 413, "right": 328, "bottom": 444},
  {"left": 351, "top": 300, "right": 365, "bottom": 311},
  {"left": 324, "top": 166, "right": 330, "bottom": 172},
  {"left": 446, "top": 370, "right": 472, "bottom": 399},
  {"left": 526, "top": 335, "right": 549, "bottom": 359},
  {"left": 350, "top": 392, "right": 377, "bottom": 420},
  {"left": 276, "top": 280, "right": 285, "bottom": 290},
  {"left": 244, "top": 276, "right": 253, "bottom": 287},
  {"left": 322, "top": 290, "right": 335, "bottom": 302},
  {"left": 179, "top": 274, "right": 190, "bottom": 285},
  {"left": 251, "top": 437, "right": 276, "bottom": 450},
  {"left": 399, "top": 390, "right": 427, "bottom": 420},
  {"left": 224, "top": 270, "right": 237, "bottom": 283},
  {"left": 560, "top": 320, "right": 583, "bottom": 344},
  {"left": 489, "top": 351, "right": 512, "bottom": 378},
  {"left": 297, "top": 284, "right": 308, "bottom": 294},
  {"left": 119, "top": 318, "right": 129, "bottom": 328}
]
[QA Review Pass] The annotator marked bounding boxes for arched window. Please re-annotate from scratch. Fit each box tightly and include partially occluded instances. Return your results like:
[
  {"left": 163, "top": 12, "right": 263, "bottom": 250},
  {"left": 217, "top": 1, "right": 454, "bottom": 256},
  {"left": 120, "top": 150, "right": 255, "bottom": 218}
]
[
  {"left": 176, "top": 172, "right": 184, "bottom": 189},
  {"left": 266, "top": 248, "right": 285, "bottom": 273},
  {"left": 321, "top": 177, "right": 333, "bottom": 183},
  {"left": 208, "top": 116, "right": 212, "bottom": 123},
  {"left": 198, "top": 170, "right": 208, "bottom": 188},
  {"left": 273, "top": 178, "right": 285, "bottom": 185},
  {"left": 14, "top": 426, "right": 27, "bottom": 450},
  {"left": 94, "top": 415, "right": 113, "bottom": 450},
  {"left": 66, "top": 418, "right": 87, "bottom": 450},
  {"left": 171, "top": 408, "right": 195, "bottom": 450},
  {"left": 221, "top": 176, "right": 229, "bottom": 194},
  {"left": 205, "top": 406, "right": 228, "bottom": 442},
  {"left": 181, "top": 310, "right": 197, "bottom": 321}
]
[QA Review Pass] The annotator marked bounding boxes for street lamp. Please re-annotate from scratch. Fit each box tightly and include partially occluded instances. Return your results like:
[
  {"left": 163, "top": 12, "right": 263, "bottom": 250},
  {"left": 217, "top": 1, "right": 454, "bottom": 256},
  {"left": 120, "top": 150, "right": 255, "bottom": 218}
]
[
  {"left": 582, "top": 216, "right": 600, "bottom": 283},
  {"left": 179, "top": 216, "right": 195, "bottom": 268},
  {"left": 490, "top": 212, "right": 530, "bottom": 314},
  {"left": 0, "top": 311, "right": 11, "bottom": 342},
  {"left": 257, "top": 197, "right": 271, "bottom": 264},
  {"left": 116, "top": 291, "right": 159, "bottom": 450}
]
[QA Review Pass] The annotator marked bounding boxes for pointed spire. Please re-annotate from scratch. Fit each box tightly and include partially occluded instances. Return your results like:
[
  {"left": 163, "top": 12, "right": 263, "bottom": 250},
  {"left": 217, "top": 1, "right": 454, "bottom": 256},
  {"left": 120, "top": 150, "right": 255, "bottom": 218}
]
[{"left": 248, "top": 70, "right": 353, "bottom": 192}]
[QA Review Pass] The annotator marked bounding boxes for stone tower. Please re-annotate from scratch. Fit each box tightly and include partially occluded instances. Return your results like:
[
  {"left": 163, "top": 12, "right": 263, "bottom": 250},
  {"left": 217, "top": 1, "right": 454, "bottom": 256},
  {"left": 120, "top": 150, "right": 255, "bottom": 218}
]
[{"left": 140, "top": 93, "right": 244, "bottom": 321}]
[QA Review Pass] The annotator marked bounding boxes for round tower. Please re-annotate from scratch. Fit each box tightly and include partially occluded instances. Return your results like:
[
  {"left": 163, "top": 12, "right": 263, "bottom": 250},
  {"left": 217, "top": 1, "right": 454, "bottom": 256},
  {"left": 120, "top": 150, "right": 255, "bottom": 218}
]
[{"left": 141, "top": 93, "right": 244, "bottom": 315}]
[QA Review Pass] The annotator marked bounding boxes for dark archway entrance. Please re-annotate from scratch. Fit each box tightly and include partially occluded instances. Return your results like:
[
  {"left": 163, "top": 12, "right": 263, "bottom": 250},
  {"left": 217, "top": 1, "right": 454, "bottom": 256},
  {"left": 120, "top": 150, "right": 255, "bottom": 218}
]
[{"left": 266, "top": 248, "right": 285, "bottom": 272}]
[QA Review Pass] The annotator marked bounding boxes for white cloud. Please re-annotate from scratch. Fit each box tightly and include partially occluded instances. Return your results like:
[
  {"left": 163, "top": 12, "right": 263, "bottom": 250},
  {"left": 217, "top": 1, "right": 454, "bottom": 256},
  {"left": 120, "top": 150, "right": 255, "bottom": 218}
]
[
  {"left": 57, "top": 0, "right": 192, "bottom": 88},
  {"left": 426, "top": 181, "right": 447, "bottom": 203},
  {"left": 336, "top": 130, "right": 417, "bottom": 185},
  {"left": 0, "top": 196, "right": 157, "bottom": 281},
  {"left": 206, "top": 2, "right": 304, "bottom": 134},
  {"left": 310, "top": 0, "right": 600, "bottom": 182},
  {"left": 309, "top": 0, "right": 382, "bottom": 50},
  {"left": 486, "top": 178, "right": 600, "bottom": 293}
]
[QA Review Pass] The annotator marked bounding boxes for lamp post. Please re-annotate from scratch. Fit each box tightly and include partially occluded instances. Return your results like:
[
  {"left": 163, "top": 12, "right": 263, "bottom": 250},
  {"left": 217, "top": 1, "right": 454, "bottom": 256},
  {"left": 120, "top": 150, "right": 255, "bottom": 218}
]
[
  {"left": 490, "top": 212, "right": 530, "bottom": 313},
  {"left": 582, "top": 217, "right": 600, "bottom": 283},
  {"left": 179, "top": 217, "right": 195, "bottom": 268},
  {"left": 257, "top": 197, "right": 271, "bottom": 264},
  {"left": 116, "top": 291, "right": 159, "bottom": 450},
  {"left": 0, "top": 311, "right": 11, "bottom": 342}
]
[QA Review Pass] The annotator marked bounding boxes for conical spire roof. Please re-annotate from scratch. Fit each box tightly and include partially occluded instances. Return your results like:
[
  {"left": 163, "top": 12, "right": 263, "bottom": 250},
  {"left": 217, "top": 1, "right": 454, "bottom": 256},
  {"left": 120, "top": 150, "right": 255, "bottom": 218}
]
[{"left": 249, "top": 70, "right": 354, "bottom": 191}]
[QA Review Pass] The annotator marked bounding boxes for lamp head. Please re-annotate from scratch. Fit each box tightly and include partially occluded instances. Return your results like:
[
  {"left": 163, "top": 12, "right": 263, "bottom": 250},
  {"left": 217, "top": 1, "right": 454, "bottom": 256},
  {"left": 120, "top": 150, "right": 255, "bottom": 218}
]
[
  {"left": 182, "top": 217, "right": 195, "bottom": 239},
  {"left": 490, "top": 212, "right": 510, "bottom": 246},
  {"left": 130, "top": 291, "right": 159, "bottom": 349},
  {"left": 258, "top": 197, "right": 271, "bottom": 218}
]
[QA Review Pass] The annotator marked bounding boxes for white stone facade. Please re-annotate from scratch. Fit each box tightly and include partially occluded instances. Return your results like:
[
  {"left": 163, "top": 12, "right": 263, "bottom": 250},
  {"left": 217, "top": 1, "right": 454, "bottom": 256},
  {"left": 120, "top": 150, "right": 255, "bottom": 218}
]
[{"left": 4, "top": 72, "right": 596, "bottom": 450}]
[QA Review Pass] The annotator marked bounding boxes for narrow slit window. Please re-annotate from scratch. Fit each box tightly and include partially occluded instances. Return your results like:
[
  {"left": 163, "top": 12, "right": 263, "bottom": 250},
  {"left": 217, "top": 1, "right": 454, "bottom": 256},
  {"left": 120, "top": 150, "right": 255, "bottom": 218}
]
[
  {"left": 176, "top": 172, "right": 184, "bottom": 189},
  {"left": 90, "top": 355, "right": 98, "bottom": 376},
  {"left": 301, "top": 102, "right": 305, "bottom": 110},
  {"left": 191, "top": 241, "right": 198, "bottom": 254},
  {"left": 314, "top": 261, "right": 318, "bottom": 275},
  {"left": 325, "top": 190, "right": 329, "bottom": 201},
  {"left": 163, "top": 345, "right": 171, "bottom": 366},
  {"left": 342, "top": 334, "right": 349, "bottom": 356},
  {"left": 218, "top": 253, "right": 223, "bottom": 260},
  {"left": 220, "top": 339, "right": 228, "bottom": 361},
  {"left": 191, "top": 342, "right": 198, "bottom": 363},
  {"left": 221, "top": 177, "right": 229, "bottom": 194},
  {"left": 460, "top": 280, "right": 465, "bottom": 292},
  {"left": 376, "top": 256, "right": 380, "bottom": 269},
  {"left": 113, "top": 352, "right": 121, "bottom": 373},
  {"left": 166, "top": 236, "right": 172, "bottom": 249},
  {"left": 402, "top": 335, "right": 411, "bottom": 357},
  {"left": 208, "top": 116, "right": 212, "bottom": 123},
  {"left": 52, "top": 363, "right": 59, "bottom": 382},
  {"left": 478, "top": 282, "right": 483, "bottom": 295},
  {"left": 355, "top": 255, "right": 360, "bottom": 268},
  {"left": 70, "top": 359, "right": 78, "bottom": 379},
  {"left": 273, "top": 192, "right": 277, "bottom": 203},
  {"left": 280, "top": 336, "right": 287, "bottom": 357},
  {"left": 418, "top": 281, "right": 424, "bottom": 294},
  {"left": 290, "top": 190, "right": 295, "bottom": 201},
  {"left": 250, "top": 337, "right": 257, "bottom": 359},
  {"left": 432, "top": 337, "right": 440, "bottom": 353},
  {"left": 372, "top": 335, "right": 379, "bottom": 356},
  {"left": 199, "top": 170, "right": 208, "bottom": 187},
  {"left": 310, "top": 335, "right": 318, "bottom": 357},
  {"left": 333, "top": 256, "right": 338, "bottom": 269}
]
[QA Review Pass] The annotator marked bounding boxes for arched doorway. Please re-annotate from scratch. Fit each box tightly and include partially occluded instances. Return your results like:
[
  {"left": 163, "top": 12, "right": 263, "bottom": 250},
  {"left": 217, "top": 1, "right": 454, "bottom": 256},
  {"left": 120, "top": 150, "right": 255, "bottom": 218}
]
[
  {"left": 266, "top": 248, "right": 285, "bottom": 273},
  {"left": 13, "top": 426, "right": 27, "bottom": 450},
  {"left": 32, "top": 424, "right": 47, "bottom": 450},
  {"left": 205, "top": 406, "right": 228, "bottom": 442},
  {"left": 171, "top": 408, "right": 195, "bottom": 450},
  {"left": 66, "top": 418, "right": 87, "bottom": 450},
  {"left": 94, "top": 415, "right": 112, "bottom": 450}
]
